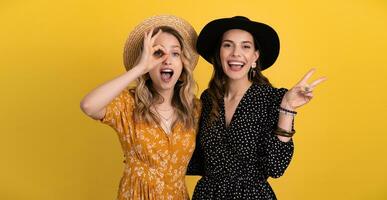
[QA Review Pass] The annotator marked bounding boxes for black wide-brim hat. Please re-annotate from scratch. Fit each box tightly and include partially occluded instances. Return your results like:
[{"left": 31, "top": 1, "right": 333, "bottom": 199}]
[{"left": 196, "top": 16, "right": 280, "bottom": 70}]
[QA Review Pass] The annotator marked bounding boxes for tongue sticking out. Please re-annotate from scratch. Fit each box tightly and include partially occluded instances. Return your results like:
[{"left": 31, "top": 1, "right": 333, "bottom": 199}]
[
  {"left": 160, "top": 68, "right": 174, "bottom": 82},
  {"left": 161, "top": 72, "right": 173, "bottom": 82}
]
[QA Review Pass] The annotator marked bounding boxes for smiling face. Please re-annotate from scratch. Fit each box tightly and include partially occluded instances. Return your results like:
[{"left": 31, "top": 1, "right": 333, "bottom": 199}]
[
  {"left": 220, "top": 29, "right": 259, "bottom": 82},
  {"left": 148, "top": 32, "right": 183, "bottom": 92}
]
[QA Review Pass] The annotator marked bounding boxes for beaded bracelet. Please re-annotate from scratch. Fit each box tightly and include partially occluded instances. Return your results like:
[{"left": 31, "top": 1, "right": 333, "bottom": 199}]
[
  {"left": 274, "top": 126, "right": 296, "bottom": 137},
  {"left": 278, "top": 109, "right": 296, "bottom": 117},
  {"left": 278, "top": 106, "right": 297, "bottom": 116}
]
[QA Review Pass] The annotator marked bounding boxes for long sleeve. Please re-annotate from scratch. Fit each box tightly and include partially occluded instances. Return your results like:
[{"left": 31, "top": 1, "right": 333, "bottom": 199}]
[
  {"left": 262, "top": 87, "right": 294, "bottom": 178},
  {"left": 186, "top": 133, "right": 205, "bottom": 175},
  {"left": 186, "top": 91, "right": 210, "bottom": 176}
]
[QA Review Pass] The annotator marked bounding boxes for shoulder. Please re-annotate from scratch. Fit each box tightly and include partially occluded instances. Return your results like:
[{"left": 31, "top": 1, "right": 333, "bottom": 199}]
[
  {"left": 247, "top": 84, "right": 288, "bottom": 105},
  {"left": 251, "top": 84, "right": 287, "bottom": 98},
  {"left": 120, "top": 88, "right": 135, "bottom": 101},
  {"left": 111, "top": 88, "right": 135, "bottom": 109},
  {"left": 200, "top": 89, "right": 210, "bottom": 101},
  {"left": 199, "top": 89, "right": 213, "bottom": 109}
]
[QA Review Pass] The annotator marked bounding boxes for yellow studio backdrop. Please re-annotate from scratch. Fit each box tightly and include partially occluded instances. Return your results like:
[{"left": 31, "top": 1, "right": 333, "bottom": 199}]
[{"left": 0, "top": 0, "right": 386, "bottom": 199}]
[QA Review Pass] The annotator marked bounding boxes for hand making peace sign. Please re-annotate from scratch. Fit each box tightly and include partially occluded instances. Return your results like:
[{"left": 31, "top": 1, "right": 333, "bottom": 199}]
[{"left": 282, "top": 68, "right": 327, "bottom": 110}]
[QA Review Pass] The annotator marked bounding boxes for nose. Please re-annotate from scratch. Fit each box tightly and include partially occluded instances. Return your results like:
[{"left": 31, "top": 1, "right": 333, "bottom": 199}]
[
  {"left": 231, "top": 46, "right": 242, "bottom": 57},
  {"left": 162, "top": 55, "right": 171, "bottom": 65}
]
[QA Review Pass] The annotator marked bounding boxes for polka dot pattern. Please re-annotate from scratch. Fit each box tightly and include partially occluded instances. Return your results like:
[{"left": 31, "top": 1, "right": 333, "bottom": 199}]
[{"left": 187, "top": 83, "right": 294, "bottom": 199}]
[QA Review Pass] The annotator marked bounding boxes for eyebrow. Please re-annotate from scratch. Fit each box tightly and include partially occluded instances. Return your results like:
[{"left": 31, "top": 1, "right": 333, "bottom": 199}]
[
  {"left": 170, "top": 45, "right": 182, "bottom": 51},
  {"left": 222, "top": 39, "right": 253, "bottom": 45},
  {"left": 157, "top": 44, "right": 181, "bottom": 50}
]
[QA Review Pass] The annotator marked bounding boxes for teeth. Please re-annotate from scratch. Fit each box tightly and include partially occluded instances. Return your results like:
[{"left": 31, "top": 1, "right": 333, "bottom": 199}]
[
  {"left": 160, "top": 68, "right": 174, "bottom": 81},
  {"left": 228, "top": 61, "right": 245, "bottom": 65},
  {"left": 161, "top": 68, "right": 173, "bottom": 73}
]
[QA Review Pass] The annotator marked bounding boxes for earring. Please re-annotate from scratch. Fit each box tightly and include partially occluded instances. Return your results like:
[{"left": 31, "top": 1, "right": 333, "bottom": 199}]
[
  {"left": 248, "top": 68, "right": 255, "bottom": 81},
  {"left": 249, "top": 63, "right": 257, "bottom": 80}
]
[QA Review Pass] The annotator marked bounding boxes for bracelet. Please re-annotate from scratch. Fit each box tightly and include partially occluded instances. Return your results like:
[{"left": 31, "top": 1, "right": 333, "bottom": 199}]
[
  {"left": 278, "top": 106, "right": 297, "bottom": 115},
  {"left": 278, "top": 109, "right": 296, "bottom": 117},
  {"left": 274, "top": 126, "right": 296, "bottom": 137}
]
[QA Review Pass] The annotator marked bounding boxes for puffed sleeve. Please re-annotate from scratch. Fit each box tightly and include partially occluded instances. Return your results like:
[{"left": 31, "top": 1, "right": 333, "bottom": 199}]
[
  {"left": 186, "top": 91, "right": 208, "bottom": 176},
  {"left": 262, "top": 87, "right": 294, "bottom": 178},
  {"left": 100, "top": 89, "right": 134, "bottom": 135}
]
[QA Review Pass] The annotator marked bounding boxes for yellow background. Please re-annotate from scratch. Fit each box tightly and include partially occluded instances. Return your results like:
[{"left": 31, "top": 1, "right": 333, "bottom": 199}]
[{"left": 1, "top": 0, "right": 386, "bottom": 199}]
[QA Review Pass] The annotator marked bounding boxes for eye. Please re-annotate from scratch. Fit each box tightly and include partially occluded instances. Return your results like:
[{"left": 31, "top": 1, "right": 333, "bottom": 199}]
[
  {"left": 222, "top": 43, "right": 232, "bottom": 48},
  {"left": 172, "top": 52, "right": 180, "bottom": 57},
  {"left": 153, "top": 49, "right": 164, "bottom": 57},
  {"left": 243, "top": 45, "right": 251, "bottom": 49}
]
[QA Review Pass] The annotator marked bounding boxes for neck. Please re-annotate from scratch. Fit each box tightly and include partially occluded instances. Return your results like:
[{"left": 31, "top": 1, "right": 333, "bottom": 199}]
[
  {"left": 225, "top": 78, "right": 252, "bottom": 99},
  {"left": 155, "top": 88, "right": 174, "bottom": 108}
]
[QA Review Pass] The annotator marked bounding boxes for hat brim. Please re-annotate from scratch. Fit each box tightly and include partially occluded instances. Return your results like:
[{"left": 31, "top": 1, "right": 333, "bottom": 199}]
[
  {"left": 196, "top": 17, "right": 280, "bottom": 70},
  {"left": 123, "top": 15, "right": 198, "bottom": 71}
]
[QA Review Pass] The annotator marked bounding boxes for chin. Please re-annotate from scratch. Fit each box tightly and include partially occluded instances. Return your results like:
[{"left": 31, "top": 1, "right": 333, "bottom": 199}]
[
  {"left": 160, "top": 81, "right": 178, "bottom": 90},
  {"left": 225, "top": 72, "right": 248, "bottom": 81}
]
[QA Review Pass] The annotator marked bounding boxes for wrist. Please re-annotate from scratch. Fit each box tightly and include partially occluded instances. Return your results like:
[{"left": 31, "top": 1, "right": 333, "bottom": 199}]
[
  {"left": 278, "top": 106, "right": 297, "bottom": 117},
  {"left": 280, "top": 100, "right": 295, "bottom": 111},
  {"left": 132, "top": 64, "right": 148, "bottom": 75}
]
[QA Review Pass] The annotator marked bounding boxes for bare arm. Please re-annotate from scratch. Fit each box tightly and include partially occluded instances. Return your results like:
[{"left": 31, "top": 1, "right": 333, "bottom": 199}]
[
  {"left": 80, "top": 66, "right": 146, "bottom": 120},
  {"left": 80, "top": 29, "right": 167, "bottom": 120}
]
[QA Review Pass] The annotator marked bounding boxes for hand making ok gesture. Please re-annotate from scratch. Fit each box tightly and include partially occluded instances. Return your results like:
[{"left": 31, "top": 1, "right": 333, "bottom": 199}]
[{"left": 137, "top": 29, "right": 169, "bottom": 74}]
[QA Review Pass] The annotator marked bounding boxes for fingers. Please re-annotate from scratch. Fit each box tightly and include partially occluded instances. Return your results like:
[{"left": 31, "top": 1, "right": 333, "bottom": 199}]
[
  {"left": 143, "top": 28, "right": 162, "bottom": 48},
  {"left": 147, "top": 28, "right": 154, "bottom": 40},
  {"left": 302, "top": 85, "right": 312, "bottom": 94},
  {"left": 152, "top": 45, "right": 169, "bottom": 64},
  {"left": 142, "top": 28, "right": 153, "bottom": 49},
  {"left": 295, "top": 68, "right": 327, "bottom": 92},
  {"left": 143, "top": 29, "right": 165, "bottom": 55},
  {"left": 301, "top": 76, "right": 327, "bottom": 94},
  {"left": 295, "top": 85, "right": 312, "bottom": 94},
  {"left": 310, "top": 77, "right": 327, "bottom": 88},
  {"left": 297, "top": 68, "right": 316, "bottom": 85},
  {"left": 152, "top": 45, "right": 167, "bottom": 56},
  {"left": 150, "top": 29, "right": 162, "bottom": 44},
  {"left": 298, "top": 86, "right": 314, "bottom": 102},
  {"left": 304, "top": 90, "right": 313, "bottom": 98}
]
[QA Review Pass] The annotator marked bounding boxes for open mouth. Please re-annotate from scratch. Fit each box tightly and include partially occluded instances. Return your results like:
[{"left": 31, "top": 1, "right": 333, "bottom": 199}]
[
  {"left": 227, "top": 60, "right": 246, "bottom": 71},
  {"left": 160, "top": 68, "right": 174, "bottom": 82}
]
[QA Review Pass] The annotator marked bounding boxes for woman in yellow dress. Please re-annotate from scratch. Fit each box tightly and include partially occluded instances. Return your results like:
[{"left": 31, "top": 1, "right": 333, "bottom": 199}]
[{"left": 80, "top": 15, "right": 200, "bottom": 200}]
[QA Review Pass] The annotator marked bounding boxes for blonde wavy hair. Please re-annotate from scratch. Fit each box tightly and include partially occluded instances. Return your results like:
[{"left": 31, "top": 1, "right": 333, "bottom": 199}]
[{"left": 129, "top": 26, "right": 197, "bottom": 130}]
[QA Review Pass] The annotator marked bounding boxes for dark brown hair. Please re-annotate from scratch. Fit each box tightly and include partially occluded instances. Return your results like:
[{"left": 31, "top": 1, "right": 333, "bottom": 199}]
[{"left": 206, "top": 34, "right": 272, "bottom": 123}]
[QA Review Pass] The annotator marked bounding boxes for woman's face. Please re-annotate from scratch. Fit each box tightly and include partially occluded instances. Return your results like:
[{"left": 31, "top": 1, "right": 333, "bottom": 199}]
[
  {"left": 220, "top": 29, "right": 259, "bottom": 82},
  {"left": 148, "top": 32, "right": 183, "bottom": 92}
]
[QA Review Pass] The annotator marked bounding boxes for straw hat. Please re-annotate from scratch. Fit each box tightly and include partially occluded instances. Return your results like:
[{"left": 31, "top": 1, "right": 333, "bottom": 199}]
[{"left": 123, "top": 15, "right": 199, "bottom": 71}]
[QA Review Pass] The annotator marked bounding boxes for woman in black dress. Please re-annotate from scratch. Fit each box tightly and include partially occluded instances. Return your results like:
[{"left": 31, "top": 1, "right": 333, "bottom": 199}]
[{"left": 187, "top": 16, "right": 326, "bottom": 199}]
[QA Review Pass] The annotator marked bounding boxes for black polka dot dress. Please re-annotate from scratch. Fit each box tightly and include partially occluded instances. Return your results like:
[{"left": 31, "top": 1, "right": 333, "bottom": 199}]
[{"left": 187, "top": 83, "right": 294, "bottom": 200}]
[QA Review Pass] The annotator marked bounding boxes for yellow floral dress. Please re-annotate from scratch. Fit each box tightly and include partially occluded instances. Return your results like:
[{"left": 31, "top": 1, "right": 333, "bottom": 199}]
[{"left": 101, "top": 89, "right": 200, "bottom": 200}]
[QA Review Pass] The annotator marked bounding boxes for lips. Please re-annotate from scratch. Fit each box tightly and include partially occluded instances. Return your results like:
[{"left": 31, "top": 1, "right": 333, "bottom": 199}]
[
  {"left": 160, "top": 68, "right": 174, "bottom": 82},
  {"left": 227, "top": 60, "right": 245, "bottom": 71}
]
